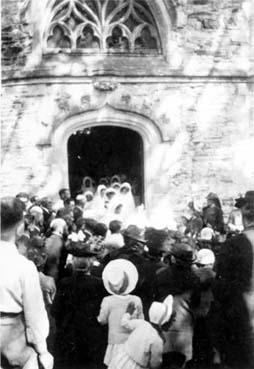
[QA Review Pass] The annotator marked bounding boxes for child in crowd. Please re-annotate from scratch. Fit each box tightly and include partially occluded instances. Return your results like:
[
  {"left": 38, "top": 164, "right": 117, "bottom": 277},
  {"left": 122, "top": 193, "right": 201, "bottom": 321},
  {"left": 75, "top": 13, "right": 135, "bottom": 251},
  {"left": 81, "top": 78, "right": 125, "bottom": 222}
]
[
  {"left": 97, "top": 259, "right": 144, "bottom": 367},
  {"left": 109, "top": 295, "right": 174, "bottom": 369},
  {"left": 104, "top": 220, "right": 124, "bottom": 251}
]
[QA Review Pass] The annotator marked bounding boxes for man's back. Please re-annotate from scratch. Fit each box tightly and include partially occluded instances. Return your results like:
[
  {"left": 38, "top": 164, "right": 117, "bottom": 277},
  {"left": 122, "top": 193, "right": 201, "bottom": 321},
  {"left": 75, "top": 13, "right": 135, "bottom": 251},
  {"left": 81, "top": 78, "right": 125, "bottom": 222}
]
[
  {"left": 0, "top": 196, "right": 53, "bottom": 369},
  {"left": 0, "top": 240, "right": 41, "bottom": 313}
]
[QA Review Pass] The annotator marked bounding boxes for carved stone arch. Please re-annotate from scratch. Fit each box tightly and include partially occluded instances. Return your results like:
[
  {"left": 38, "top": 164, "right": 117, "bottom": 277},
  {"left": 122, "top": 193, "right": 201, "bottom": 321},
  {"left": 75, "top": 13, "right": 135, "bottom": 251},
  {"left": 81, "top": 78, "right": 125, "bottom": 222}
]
[
  {"left": 145, "top": 0, "right": 176, "bottom": 57},
  {"left": 49, "top": 104, "right": 163, "bottom": 207},
  {"left": 52, "top": 103, "right": 163, "bottom": 144}
]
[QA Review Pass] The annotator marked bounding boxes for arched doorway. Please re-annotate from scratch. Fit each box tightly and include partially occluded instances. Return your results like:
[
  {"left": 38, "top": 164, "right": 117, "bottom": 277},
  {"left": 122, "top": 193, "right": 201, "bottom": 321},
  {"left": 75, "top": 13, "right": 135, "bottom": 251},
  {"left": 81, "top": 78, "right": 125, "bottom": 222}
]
[
  {"left": 49, "top": 105, "right": 163, "bottom": 214},
  {"left": 67, "top": 126, "right": 144, "bottom": 204}
]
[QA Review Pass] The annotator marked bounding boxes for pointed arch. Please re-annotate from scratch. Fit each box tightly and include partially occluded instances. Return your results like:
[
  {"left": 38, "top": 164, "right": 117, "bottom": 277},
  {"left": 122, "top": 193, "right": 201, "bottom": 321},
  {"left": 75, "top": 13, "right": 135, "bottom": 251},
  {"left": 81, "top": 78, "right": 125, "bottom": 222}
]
[
  {"left": 42, "top": 0, "right": 166, "bottom": 54},
  {"left": 21, "top": 0, "right": 175, "bottom": 58}
]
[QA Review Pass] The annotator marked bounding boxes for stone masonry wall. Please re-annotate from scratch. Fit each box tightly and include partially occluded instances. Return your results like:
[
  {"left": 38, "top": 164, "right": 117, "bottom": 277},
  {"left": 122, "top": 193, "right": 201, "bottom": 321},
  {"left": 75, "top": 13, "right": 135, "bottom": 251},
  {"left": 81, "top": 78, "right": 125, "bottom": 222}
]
[{"left": 2, "top": 79, "right": 253, "bottom": 217}]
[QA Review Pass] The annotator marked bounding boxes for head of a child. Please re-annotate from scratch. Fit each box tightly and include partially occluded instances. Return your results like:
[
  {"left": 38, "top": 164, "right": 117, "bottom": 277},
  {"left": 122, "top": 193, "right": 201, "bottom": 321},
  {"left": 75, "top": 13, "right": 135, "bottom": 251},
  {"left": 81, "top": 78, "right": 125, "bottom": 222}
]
[
  {"left": 94, "top": 222, "right": 108, "bottom": 239},
  {"left": 109, "top": 220, "right": 122, "bottom": 234}
]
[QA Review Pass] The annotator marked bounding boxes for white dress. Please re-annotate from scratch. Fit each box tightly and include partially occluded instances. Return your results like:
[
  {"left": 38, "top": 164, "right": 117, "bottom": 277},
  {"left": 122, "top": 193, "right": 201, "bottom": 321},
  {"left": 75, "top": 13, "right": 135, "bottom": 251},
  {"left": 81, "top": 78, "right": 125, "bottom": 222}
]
[
  {"left": 108, "top": 314, "right": 163, "bottom": 369},
  {"left": 109, "top": 350, "right": 141, "bottom": 369}
]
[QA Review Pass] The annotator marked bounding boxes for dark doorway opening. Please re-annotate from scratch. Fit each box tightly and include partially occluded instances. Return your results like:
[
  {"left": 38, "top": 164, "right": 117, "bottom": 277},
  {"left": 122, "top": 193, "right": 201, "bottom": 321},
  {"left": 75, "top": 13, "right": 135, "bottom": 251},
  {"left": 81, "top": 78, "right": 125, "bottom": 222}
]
[{"left": 67, "top": 126, "right": 144, "bottom": 204}]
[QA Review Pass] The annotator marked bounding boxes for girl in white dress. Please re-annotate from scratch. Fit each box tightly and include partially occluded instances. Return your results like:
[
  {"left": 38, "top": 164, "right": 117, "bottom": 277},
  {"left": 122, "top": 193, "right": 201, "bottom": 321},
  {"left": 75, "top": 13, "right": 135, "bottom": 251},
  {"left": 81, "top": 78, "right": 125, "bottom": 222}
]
[
  {"left": 97, "top": 259, "right": 144, "bottom": 367},
  {"left": 119, "top": 183, "right": 136, "bottom": 225},
  {"left": 92, "top": 184, "right": 107, "bottom": 220}
]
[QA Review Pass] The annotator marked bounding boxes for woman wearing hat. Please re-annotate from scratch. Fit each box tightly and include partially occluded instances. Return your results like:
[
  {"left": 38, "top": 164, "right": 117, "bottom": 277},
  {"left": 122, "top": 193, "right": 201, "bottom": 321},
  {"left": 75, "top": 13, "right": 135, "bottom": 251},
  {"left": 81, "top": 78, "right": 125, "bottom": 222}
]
[
  {"left": 154, "top": 240, "right": 201, "bottom": 366},
  {"left": 108, "top": 295, "right": 174, "bottom": 369},
  {"left": 98, "top": 259, "right": 144, "bottom": 367}
]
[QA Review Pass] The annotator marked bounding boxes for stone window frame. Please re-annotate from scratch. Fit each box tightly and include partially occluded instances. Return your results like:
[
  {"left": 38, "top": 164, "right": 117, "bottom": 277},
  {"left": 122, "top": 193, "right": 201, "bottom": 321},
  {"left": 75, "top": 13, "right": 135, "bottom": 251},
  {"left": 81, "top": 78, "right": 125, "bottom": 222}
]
[
  {"left": 21, "top": 0, "right": 177, "bottom": 67},
  {"left": 43, "top": 0, "right": 162, "bottom": 55}
]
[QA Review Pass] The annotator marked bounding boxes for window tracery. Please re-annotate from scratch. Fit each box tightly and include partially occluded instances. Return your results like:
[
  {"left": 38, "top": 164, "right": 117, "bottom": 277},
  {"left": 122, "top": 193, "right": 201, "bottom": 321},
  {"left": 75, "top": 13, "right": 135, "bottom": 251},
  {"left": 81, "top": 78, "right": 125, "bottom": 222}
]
[{"left": 44, "top": 0, "right": 161, "bottom": 54}]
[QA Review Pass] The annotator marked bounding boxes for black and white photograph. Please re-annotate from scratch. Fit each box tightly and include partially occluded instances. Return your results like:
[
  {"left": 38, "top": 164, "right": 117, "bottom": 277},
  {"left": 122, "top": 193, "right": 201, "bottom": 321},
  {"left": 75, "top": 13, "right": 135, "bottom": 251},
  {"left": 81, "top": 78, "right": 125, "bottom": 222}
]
[{"left": 1, "top": 0, "right": 254, "bottom": 368}]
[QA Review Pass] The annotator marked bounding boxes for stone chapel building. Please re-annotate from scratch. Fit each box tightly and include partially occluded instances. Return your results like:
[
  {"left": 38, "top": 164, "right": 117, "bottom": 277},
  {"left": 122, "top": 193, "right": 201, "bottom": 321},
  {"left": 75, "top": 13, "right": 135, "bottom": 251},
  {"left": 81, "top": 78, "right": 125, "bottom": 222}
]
[{"left": 1, "top": 0, "right": 254, "bottom": 220}]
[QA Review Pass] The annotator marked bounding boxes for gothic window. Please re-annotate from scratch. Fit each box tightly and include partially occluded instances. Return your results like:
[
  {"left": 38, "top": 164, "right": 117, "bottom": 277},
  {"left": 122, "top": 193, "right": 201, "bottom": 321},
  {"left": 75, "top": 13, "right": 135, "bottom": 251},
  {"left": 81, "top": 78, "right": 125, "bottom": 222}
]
[{"left": 44, "top": 0, "right": 161, "bottom": 54}]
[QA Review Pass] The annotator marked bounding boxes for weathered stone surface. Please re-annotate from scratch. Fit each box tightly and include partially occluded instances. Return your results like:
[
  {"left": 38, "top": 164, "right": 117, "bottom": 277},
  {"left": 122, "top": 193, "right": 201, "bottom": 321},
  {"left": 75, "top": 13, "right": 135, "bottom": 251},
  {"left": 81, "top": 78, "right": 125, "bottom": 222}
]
[
  {"left": 1, "top": 0, "right": 32, "bottom": 67},
  {"left": 1, "top": 0, "right": 253, "bottom": 77},
  {"left": 2, "top": 78, "right": 253, "bottom": 216}
]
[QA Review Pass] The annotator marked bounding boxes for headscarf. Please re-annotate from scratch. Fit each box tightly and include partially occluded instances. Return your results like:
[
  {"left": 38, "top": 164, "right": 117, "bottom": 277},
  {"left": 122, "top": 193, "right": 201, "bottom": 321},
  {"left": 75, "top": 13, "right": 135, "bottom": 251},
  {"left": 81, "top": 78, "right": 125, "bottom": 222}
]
[
  {"left": 119, "top": 182, "right": 136, "bottom": 220},
  {"left": 112, "top": 182, "right": 121, "bottom": 192},
  {"left": 93, "top": 185, "right": 107, "bottom": 211},
  {"left": 50, "top": 218, "right": 67, "bottom": 237},
  {"left": 105, "top": 188, "right": 118, "bottom": 210},
  {"left": 108, "top": 202, "right": 125, "bottom": 225},
  {"left": 29, "top": 206, "right": 44, "bottom": 224},
  {"left": 83, "top": 191, "right": 96, "bottom": 218},
  {"left": 100, "top": 188, "right": 120, "bottom": 225}
]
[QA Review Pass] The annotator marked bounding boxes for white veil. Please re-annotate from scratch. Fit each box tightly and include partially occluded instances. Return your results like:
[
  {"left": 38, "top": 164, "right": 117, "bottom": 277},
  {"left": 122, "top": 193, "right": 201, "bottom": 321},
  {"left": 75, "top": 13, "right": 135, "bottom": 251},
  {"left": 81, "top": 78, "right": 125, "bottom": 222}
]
[
  {"left": 92, "top": 184, "right": 107, "bottom": 220},
  {"left": 119, "top": 182, "right": 136, "bottom": 222}
]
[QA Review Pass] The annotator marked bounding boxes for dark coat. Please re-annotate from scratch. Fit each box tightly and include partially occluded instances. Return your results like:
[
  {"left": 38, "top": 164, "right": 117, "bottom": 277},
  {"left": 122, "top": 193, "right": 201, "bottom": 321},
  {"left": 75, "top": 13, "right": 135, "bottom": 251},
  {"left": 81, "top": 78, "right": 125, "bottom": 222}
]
[
  {"left": 51, "top": 272, "right": 107, "bottom": 365},
  {"left": 213, "top": 233, "right": 254, "bottom": 368}
]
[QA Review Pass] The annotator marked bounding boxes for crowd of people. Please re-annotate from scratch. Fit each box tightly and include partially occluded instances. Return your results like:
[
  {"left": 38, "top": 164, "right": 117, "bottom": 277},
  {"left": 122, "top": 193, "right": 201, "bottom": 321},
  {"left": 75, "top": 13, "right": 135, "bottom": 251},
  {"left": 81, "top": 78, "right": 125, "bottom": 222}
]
[{"left": 1, "top": 184, "right": 254, "bottom": 369}]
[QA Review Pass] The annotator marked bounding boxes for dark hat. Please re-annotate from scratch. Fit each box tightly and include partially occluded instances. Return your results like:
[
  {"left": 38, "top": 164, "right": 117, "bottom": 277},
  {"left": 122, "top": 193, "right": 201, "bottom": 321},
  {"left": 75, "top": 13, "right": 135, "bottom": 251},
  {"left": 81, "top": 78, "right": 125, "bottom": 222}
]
[
  {"left": 206, "top": 192, "right": 219, "bottom": 200},
  {"left": 69, "top": 244, "right": 99, "bottom": 257},
  {"left": 145, "top": 228, "right": 168, "bottom": 252},
  {"left": 76, "top": 217, "right": 87, "bottom": 229},
  {"left": 244, "top": 191, "right": 254, "bottom": 205},
  {"left": 171, "top": 242, "right": 196, "bottom": 264},
  {"left": 234, "top": 196, "right": 246, "bottom": 209},
  {"left": 122, "top": 225, "right": 146, "bottom": 243},
  {"left": 84, "top": 218, "right": 98, "bottom": 230}
]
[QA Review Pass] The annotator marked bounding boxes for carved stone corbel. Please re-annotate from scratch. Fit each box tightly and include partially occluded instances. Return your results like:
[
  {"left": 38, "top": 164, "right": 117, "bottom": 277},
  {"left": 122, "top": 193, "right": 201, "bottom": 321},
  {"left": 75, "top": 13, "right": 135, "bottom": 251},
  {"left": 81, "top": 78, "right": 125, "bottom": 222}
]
[{"left": 93, "top": 80, "right": 118, "bottom": 92}]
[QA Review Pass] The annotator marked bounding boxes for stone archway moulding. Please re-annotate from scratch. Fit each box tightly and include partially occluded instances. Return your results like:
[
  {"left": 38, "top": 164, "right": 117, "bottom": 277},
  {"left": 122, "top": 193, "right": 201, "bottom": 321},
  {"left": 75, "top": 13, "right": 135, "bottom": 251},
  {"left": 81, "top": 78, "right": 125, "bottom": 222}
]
[{"left": 50, "top": 104, "right": 163, "bottom": 208}]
